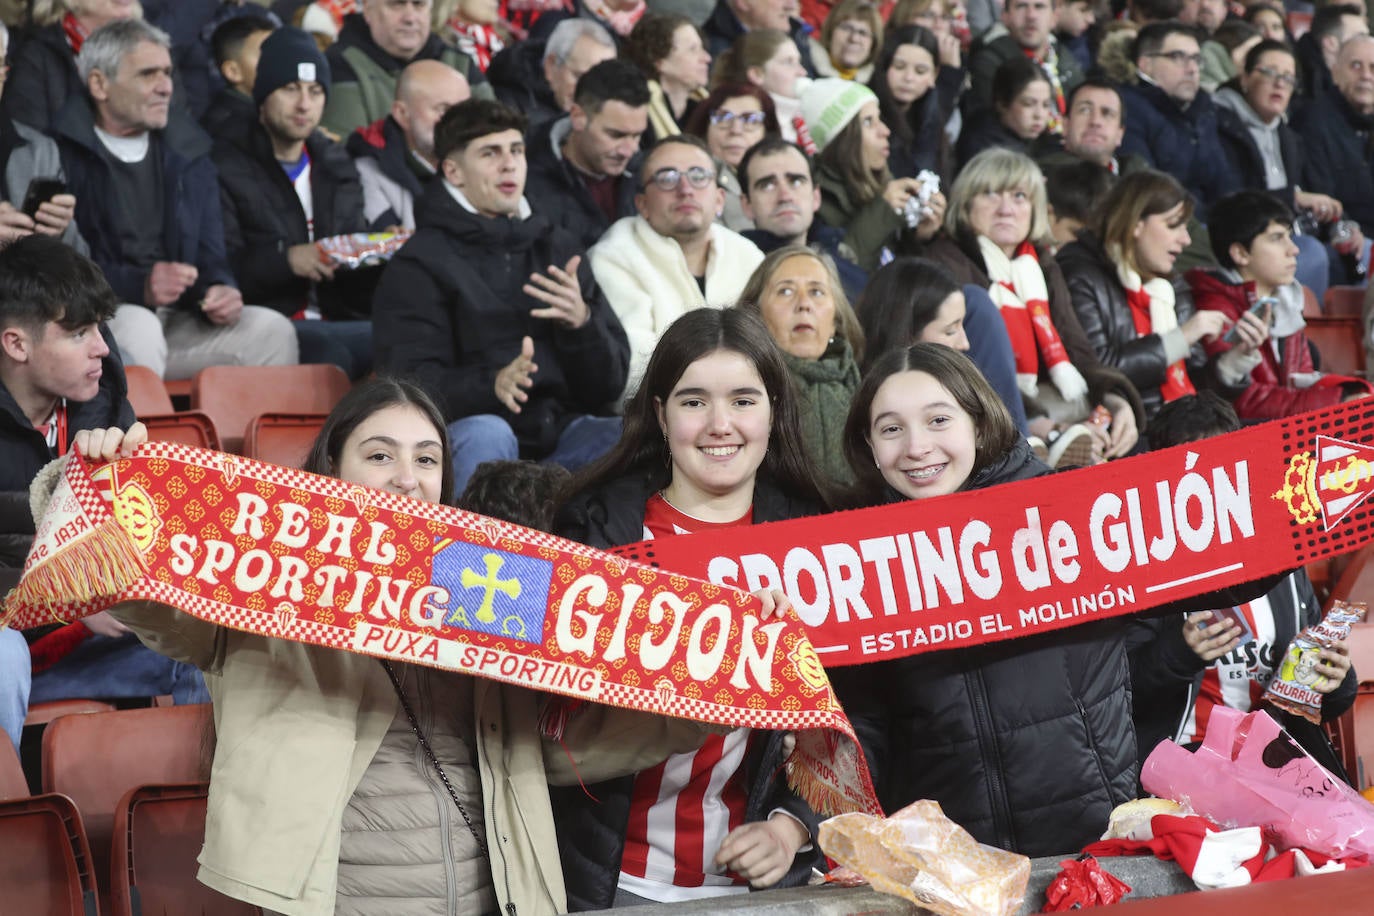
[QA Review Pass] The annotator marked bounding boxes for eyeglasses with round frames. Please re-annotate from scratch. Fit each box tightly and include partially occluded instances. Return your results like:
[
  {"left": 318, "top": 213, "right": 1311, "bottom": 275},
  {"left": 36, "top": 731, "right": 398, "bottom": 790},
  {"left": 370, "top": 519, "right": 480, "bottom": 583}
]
[
  {"left": 1148, "top": 50, "right": 1203, "bottom": 67},
  {"left": 642, "top": 165, "right": 717, "bottom": 192},
  {"left": 1252, "top": 65, "right": 1297, "bottom": 88},
  {"left": 708, "top": 109, "right": 768, "bottom": 128}
]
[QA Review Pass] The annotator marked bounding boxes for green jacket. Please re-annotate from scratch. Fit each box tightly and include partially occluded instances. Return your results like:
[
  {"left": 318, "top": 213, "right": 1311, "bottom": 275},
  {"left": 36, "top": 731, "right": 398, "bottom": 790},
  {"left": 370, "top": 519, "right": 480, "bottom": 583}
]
[
  {"left": 322, "top": 14, "right": 492, "bottom": 138},
  {"left": 784, "top": 339, "right": 860, "bottom": 486},
  {"left": 816, "top": 163, "right": 903, "bottom": 272}
]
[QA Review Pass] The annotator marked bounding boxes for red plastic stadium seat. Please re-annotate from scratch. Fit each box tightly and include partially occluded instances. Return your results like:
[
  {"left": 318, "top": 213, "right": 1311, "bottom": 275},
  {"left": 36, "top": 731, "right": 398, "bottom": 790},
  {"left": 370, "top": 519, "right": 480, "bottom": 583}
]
[
  {"left": 1325, "top": 285, "right": 1366, "bottom": 319},
  {"left": 23, "top": 699, "right": 117, "bottom": 729},
  {"left": 0, "top": 793, "right": 99, "bottom": 915},
  {"left": 0, "top": 734, "right": 28, "bottom": 800},
  {"left": 1303, "top": 285, "right": 1322, "bottom": 319},
  {"left": 243, "top": 412, "right": 328, "bottom": 469},
  {"left": 109, "top": 783, "right": 260, "bottom": 916},
  {"left": 1303, "top": 318, "right": 1366, "bottom": 377},
  {"left": 42, "top": 705, "right": 212, "bottom": 909},
  {"left": 1329, "top": 544, "right": 1374, "bottom": 609},
  {"left": 191, "top": 364, "right": 351, "bottom": 454},
  {"left": 123, "top": 365, "right": 174, "bottom": 416},
  {"left": 139, "top": 411, "right": 223, "bottom": 451}
]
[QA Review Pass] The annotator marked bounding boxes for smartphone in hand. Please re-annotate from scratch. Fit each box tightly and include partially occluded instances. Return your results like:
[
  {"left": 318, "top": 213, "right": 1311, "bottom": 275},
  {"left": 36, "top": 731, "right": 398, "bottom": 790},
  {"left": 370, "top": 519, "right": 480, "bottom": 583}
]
[
  {"left": 1223, "top": 296, "right": 1276, "bottom": 345},
  {"left": 20, "top": 178, "right": 66, "bottom": 219}
]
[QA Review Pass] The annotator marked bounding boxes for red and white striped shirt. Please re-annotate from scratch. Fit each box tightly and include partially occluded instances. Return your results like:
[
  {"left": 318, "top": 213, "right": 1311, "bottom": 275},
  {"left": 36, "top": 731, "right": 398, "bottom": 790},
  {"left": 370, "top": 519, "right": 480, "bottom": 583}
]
[{"left": 619, "top": 494, "right": 755, "bottom": 901}]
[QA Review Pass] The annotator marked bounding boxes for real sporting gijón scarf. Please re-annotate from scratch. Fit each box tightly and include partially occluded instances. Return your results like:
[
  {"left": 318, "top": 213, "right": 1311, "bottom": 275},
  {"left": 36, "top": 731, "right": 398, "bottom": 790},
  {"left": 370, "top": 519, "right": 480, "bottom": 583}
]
[{"left": 2, "top": 445, "right": 878, "bottom": 818}]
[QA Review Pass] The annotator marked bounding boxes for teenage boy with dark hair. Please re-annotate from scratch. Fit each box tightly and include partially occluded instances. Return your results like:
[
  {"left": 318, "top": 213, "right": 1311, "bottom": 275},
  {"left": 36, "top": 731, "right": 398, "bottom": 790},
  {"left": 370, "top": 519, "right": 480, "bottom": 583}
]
[
  {"left": 1185, "top": 190, "right": 1368, "bottom": 419},
  {"left": 372, "top": 98, "right": 630, "bottom": 492},
  {"left": 526, "top": 58, "right": 651, "bottom": 250},
  {"left": 0, "top": 235, "right": 207, "bottom": 752},
  {"left": 204, "top": 14, "right": 277, "bottom": 143}
]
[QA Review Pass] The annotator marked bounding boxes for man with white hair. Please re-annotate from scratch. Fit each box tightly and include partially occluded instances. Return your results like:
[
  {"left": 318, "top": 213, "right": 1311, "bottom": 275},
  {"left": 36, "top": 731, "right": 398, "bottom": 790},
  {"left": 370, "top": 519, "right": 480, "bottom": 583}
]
[
  {"left": 53, "top": 19, "right": 296, "bottom": 379},
  {"left": 346, "top": 58, "right": 472, "bottom": 229},
  {"left": 1295, "top": 34, "right": 1374, "bottom": 244},
  {"left": 322, "top": 0, "right": 489, "bottom": 137},
  {"left": 488, "top": 17, "right": 618, "bottom": 129}
]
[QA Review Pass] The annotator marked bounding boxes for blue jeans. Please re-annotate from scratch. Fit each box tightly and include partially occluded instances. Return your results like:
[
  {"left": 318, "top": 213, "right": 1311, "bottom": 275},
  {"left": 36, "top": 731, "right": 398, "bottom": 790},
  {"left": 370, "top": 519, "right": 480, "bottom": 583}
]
[
  {"left": 0, "top": 627, "right": 31, "bottom": 752},
  {"left": 448, "top": 414, "right": 623, "bottom": 494},
  {"left": 30, "top": 632, "right": 210, "bottom": 708},
  {"left": 962, "top": 284, "right": 1030, "bottom": 436},
  {"left": 293, "top": 319, "right": 374, "bottom": 380}
]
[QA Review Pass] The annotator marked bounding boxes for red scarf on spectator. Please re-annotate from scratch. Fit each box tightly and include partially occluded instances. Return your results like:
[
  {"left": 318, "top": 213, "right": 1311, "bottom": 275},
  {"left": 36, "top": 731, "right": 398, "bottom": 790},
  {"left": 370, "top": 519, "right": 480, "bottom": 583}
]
[
  {"left": 62, "top": 12, "right": 87, "bottom": 54},
  {"left": 1117, "top": 257, "right": 1197, "bottom": 402},
  {"left": 581, "top": 0, "right": 646, "bottom": 36},
  {"left": 1022, "top": 44, "right": 1066, "bottom": 130},
  {"left": 447, "top": 20, "right": 506, "bottom": 72},
  {"left": 980, "top": 237, "right": 1088, "bottom": 403}
]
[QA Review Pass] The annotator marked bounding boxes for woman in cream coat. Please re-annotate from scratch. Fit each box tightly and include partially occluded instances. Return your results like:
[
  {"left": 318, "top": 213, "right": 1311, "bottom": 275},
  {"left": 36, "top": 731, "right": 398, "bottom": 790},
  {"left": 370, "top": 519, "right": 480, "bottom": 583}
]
[{"left": 65, "top": 379, "right": 712, "bottom": 916}]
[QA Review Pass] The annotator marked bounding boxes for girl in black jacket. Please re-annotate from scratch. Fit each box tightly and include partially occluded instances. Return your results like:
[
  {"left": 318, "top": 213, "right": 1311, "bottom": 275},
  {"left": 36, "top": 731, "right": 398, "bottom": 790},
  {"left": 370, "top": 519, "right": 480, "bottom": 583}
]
[
  {"left": 834, "top": 343, "right": 1140, "bottom": 856},
  {"left": 834, "top": 343, "right": 1287, "bottom": 855},
  {"left": 552, "top": 308, "right": 830, "bottom": 909},
  {"left": 869, "top": 25, "right": 960, "bottom": 185}
]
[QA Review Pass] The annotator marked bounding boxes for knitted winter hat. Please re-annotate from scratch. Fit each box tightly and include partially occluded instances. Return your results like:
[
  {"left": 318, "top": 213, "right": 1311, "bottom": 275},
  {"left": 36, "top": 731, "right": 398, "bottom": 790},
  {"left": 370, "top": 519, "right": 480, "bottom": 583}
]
[
  {"left": 253, "top": 27, "right": 332, "bottom": 107},
  {"left": 799, "top": 78, "right": 877, "bottom": 154}
]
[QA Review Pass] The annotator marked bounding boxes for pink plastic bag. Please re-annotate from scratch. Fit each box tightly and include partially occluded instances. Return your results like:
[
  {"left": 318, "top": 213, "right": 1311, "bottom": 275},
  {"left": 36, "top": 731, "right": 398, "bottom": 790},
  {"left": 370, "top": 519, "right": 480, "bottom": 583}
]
[{"left": 1141, "top": 706, "right": 1374, "bottom": 858}]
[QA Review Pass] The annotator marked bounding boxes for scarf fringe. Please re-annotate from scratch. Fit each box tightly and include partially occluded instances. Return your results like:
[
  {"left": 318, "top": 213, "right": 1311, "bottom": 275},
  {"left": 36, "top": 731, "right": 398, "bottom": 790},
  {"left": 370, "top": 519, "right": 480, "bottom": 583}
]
[
  {"left": 3, "top": 514, "right": 144, "bottom": 627},
  {"left": 791, "top": 729, "right": 883, "bottom": 816}
]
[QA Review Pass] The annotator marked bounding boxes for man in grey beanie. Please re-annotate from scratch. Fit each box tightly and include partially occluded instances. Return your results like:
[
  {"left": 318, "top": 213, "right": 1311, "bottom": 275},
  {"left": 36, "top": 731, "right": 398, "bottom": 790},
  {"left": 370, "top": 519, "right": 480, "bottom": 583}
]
[{"left": 213, "top": 27, "right": 375, "bottom": 380}]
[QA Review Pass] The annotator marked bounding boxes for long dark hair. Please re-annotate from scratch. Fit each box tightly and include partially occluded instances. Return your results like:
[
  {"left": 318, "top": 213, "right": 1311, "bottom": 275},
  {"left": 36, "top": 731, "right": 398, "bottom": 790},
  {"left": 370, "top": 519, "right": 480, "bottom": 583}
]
[
  {"left": 855, "top": 257, "right": 961, "bottom": 370},
  {"left": 303, "top": 377, "right": 455, "bottom": 506},
  {"left": 843, "top": 343, "right": 1019, "bottom": 504},
  {"left": 868, "top": 24, "right": 939, "bottom": 151},
  {"left": 564, "top": 308, "right": 832, "bottom": 508}
]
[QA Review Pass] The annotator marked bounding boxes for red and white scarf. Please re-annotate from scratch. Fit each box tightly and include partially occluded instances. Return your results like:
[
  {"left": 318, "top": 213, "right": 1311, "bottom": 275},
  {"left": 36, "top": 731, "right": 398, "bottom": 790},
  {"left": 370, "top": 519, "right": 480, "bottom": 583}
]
[
  {"left": 581, "top": 0, "right": 646, "bottom": 36},
  {"left": 447, "top": 20, "right": 506, "bottom": 72},
  {"left": 62, "top": 12, "right": 88, "bottom": 54},
  {"left": 980, "top": 237, "right": 1088, "bottom": 404},
  {"left": 1115, "top": 254, "right": 1196, "bottom": 402}
]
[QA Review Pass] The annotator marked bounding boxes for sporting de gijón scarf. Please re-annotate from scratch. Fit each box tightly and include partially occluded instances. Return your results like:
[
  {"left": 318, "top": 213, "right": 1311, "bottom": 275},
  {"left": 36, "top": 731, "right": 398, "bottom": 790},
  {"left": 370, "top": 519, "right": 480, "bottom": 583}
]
[{"left": 615, "top": 400, "right": 1374, "bottom": 667}]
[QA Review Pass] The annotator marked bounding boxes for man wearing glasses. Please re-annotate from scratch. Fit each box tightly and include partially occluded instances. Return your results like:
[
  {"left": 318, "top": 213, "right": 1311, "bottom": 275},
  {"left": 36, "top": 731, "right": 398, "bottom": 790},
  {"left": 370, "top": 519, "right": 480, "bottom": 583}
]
[
  {"left": 589, "top": 135, "right": 764, "bottom": 401},
  {"left": 1294, "top": 33, "right": 1374, "bottom": 272},
  {"left": 1119, "top": 20, "right": 1238, "bottom": 220},
  {"left": 1215, "top": 39, "right": 1346, "bottom": 294}
]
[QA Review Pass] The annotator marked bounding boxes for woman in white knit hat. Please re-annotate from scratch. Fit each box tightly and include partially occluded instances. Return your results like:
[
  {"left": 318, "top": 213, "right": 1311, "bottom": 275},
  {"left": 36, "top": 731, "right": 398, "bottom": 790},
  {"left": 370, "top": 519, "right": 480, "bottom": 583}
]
[{"left": 801, "top": 77, "right": 944, "bottom": 271}]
